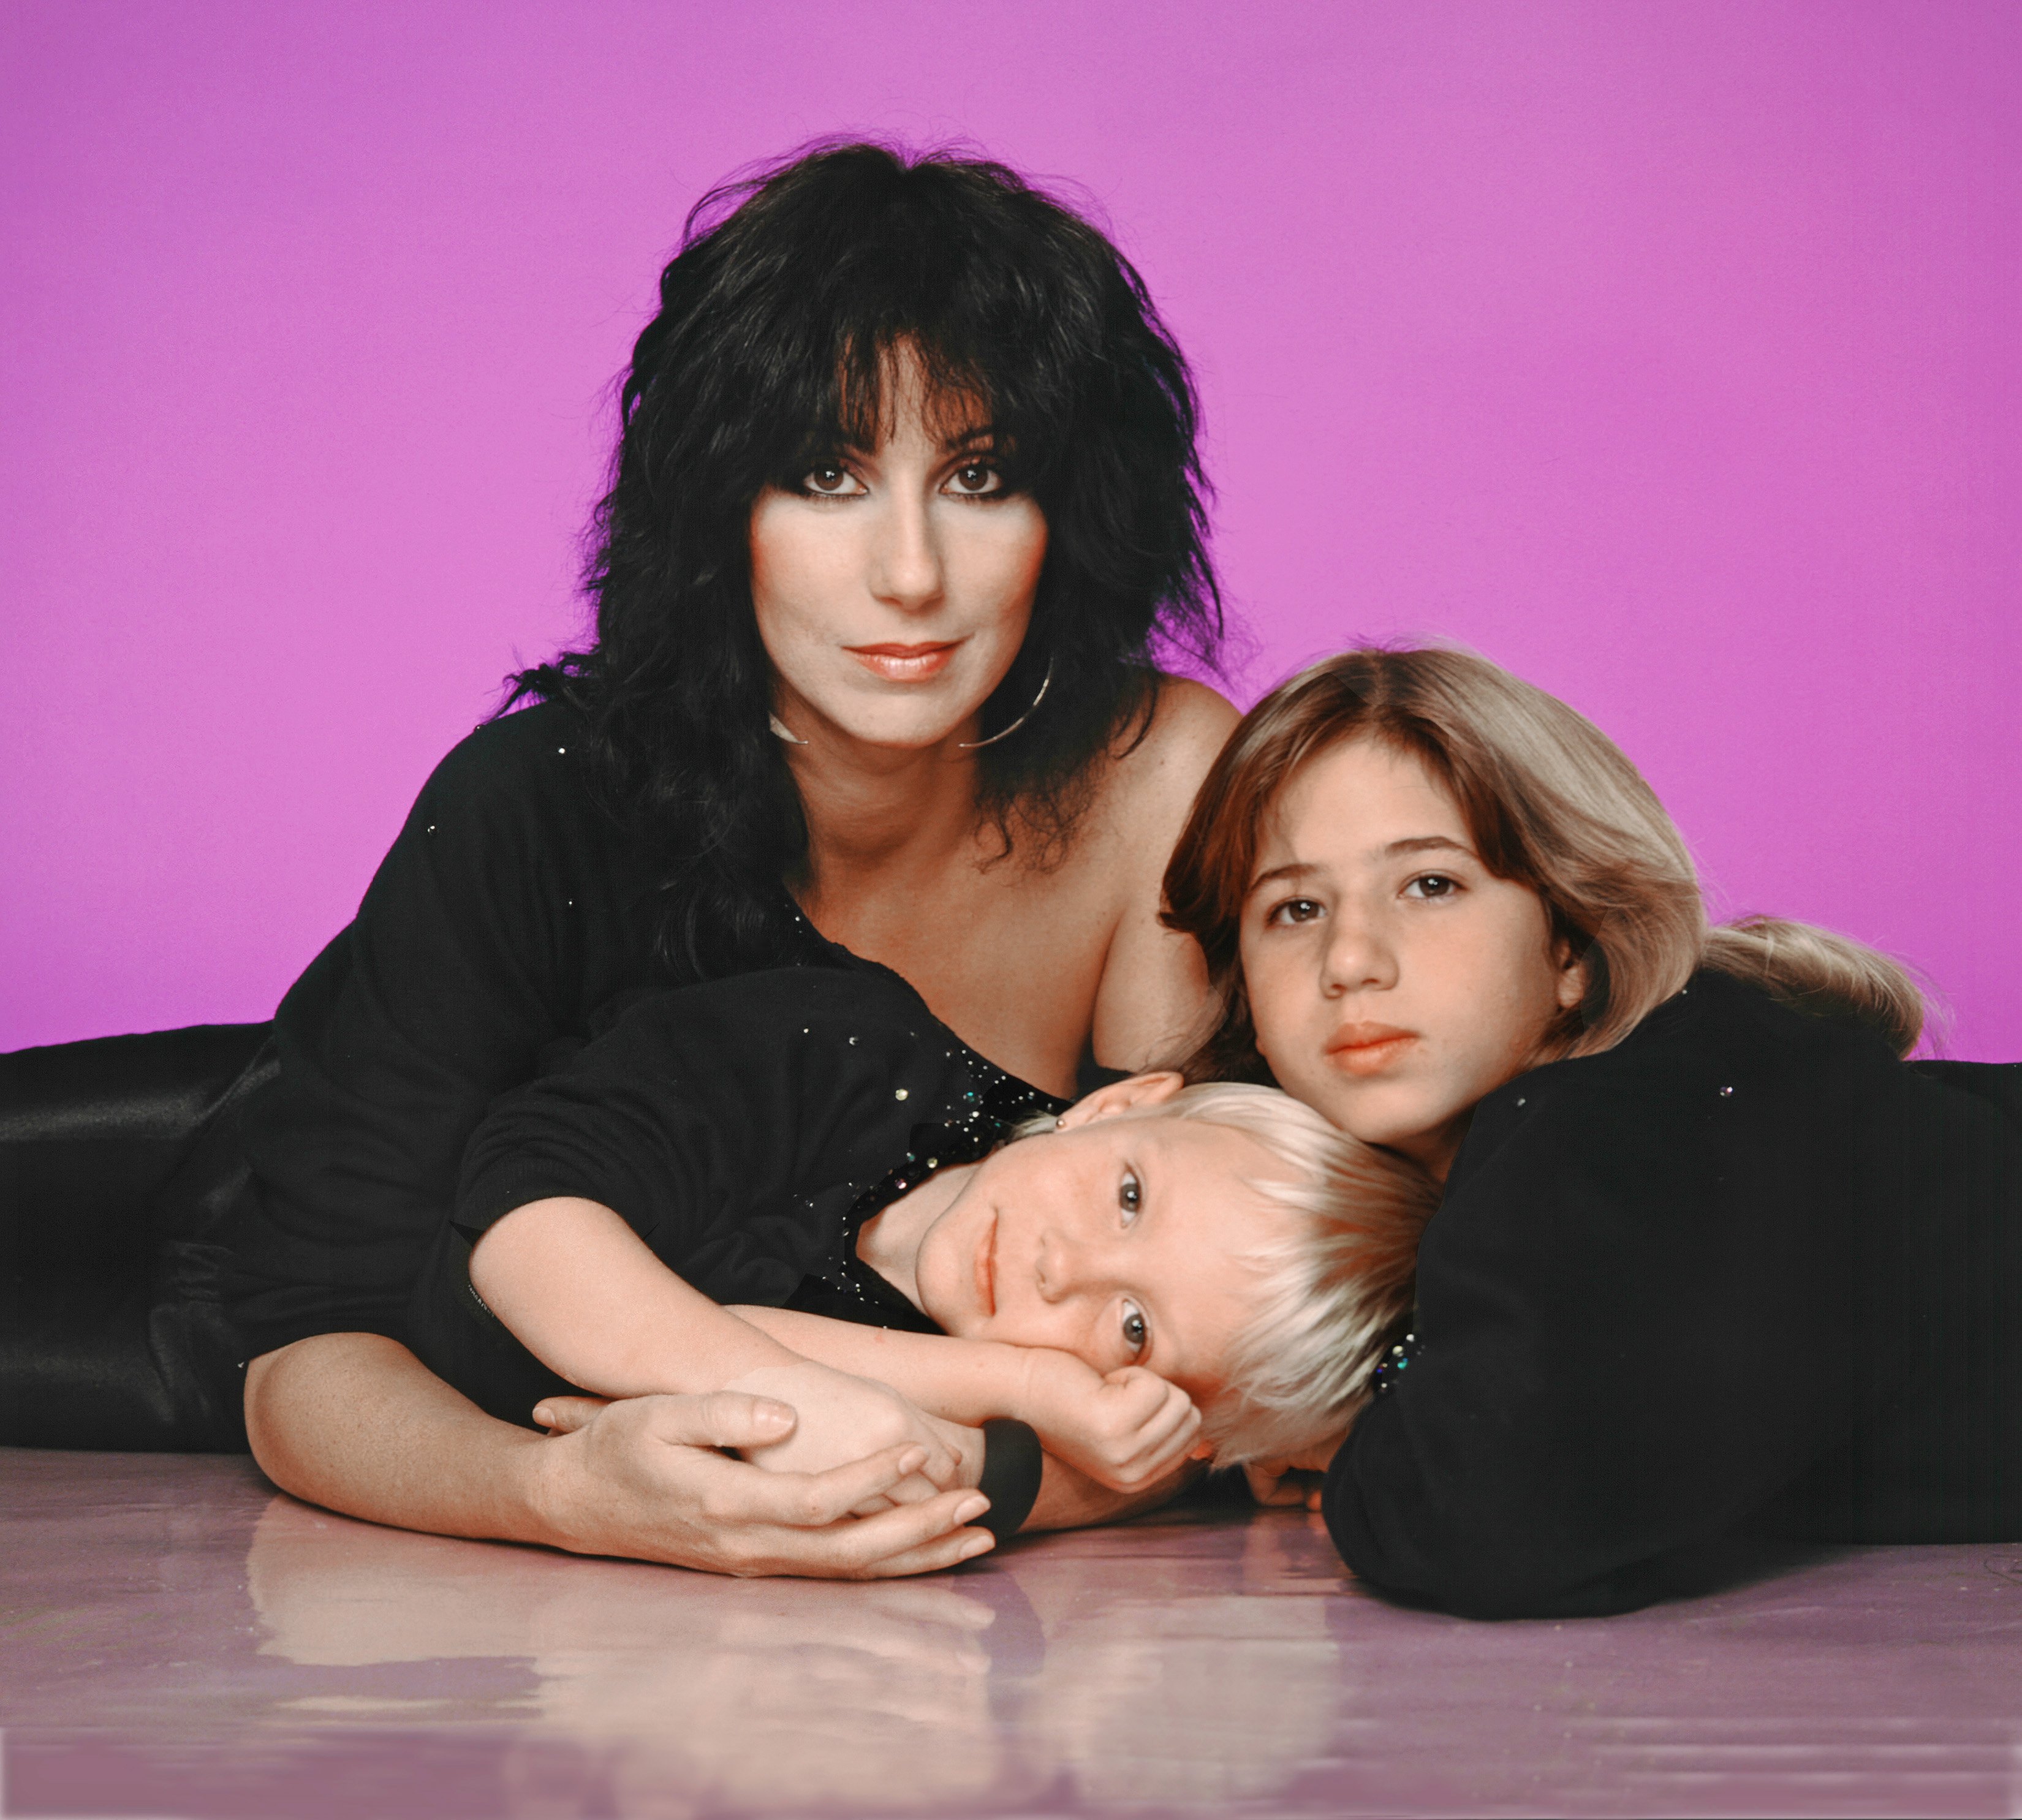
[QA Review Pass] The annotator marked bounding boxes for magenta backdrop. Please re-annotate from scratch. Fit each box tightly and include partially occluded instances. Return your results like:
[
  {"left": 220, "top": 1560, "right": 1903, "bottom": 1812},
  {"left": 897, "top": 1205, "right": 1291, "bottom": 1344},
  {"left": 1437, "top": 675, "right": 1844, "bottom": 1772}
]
[{"left": 3, "top": 1, "right": 2017, "bottom": 1057}]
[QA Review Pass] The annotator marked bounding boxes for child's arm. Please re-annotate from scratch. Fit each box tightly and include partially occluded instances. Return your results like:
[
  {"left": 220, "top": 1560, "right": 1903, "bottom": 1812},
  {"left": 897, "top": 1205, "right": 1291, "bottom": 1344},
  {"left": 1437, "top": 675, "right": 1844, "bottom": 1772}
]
[
  {"left": 729, "top": 1303, "right": 1202, "bottom": 1493},
  {"left": 469, "top": 1198, "right": 979, "bottom": 1492}
]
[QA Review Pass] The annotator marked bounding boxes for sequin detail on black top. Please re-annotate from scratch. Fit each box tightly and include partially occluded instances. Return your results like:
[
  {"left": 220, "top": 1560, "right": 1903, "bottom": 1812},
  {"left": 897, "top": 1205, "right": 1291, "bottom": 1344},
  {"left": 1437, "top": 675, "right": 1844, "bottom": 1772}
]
[
  {"left": 1369, "top": 1330, "right": 1420, "bottom": 1397},
  {"left": 785, "top": 1062, "right": 1067, "bottom": 1332}
]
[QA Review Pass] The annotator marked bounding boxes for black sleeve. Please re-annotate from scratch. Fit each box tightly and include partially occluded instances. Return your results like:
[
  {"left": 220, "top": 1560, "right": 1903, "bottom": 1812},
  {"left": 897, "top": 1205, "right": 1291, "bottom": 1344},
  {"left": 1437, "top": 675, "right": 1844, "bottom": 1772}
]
[
  {"left": 222, "top": 707, "right": 651, "bottom": 1359},
  {"left": 1323, "top": 984, "right": 1887, "bottom": 1618},
  {"left": 450, "top": 969, "right": 933, "bottom": 1255},
  {"left": 403, "top": 969, "right": 948, "bottom": 1425}
]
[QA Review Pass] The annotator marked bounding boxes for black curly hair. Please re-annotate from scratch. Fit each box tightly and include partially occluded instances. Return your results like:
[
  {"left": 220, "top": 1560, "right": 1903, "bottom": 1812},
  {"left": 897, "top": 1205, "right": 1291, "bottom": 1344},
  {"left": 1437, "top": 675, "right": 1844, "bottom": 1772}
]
[{"left": 512, "top": 140, "right": 1223, "bottom": 982}]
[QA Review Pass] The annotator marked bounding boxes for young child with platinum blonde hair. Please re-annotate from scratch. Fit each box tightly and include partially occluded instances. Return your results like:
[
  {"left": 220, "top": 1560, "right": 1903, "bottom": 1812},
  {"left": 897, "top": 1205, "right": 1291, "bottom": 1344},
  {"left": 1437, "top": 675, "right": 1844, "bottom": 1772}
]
[{"left": 403, "top": 965, "right": 1434, "bottom": 1554}]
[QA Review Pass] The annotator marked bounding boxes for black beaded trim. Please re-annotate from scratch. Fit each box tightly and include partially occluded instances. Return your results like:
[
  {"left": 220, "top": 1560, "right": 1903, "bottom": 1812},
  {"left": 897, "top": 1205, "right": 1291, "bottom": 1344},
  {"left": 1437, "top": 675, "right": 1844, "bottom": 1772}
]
[
  {"left": 785, "top": 1056, "right": 1068, "bottom": 1332},
  {"left": 1368, "top": 1330, "right": 1420, "bottom": 1397}
]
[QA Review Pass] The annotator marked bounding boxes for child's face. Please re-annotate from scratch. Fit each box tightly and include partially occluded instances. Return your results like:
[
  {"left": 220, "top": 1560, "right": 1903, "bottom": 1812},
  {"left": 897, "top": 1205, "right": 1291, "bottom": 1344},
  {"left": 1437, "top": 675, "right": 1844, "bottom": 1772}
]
[
  {"left": 1238, "top": 735, "right": 1583, "bottom": 1179},
  {"left": 911, "top": 1093, "right": 1292, "bottom": 1402}
]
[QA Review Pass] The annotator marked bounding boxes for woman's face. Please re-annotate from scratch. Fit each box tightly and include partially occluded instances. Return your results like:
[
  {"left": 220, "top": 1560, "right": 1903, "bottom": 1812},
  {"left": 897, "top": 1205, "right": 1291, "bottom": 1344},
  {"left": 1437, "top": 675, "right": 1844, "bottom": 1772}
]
[
  {"left": 749, "top": 350, "right": 1048, "bottom": 752},
  {"left": 1238, "top": 737, "right": 1583, "bottom": 1179},
  {"left": 910, "top": 1082, "right": 1291, "bottom": 1403}
]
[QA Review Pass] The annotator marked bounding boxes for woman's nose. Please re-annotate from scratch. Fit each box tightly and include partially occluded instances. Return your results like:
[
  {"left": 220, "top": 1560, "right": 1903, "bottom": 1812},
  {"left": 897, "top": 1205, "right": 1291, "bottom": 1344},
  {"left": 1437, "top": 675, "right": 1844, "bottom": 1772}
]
[{"left": 868, "top": 490, "right": 944, "bottom": 613}]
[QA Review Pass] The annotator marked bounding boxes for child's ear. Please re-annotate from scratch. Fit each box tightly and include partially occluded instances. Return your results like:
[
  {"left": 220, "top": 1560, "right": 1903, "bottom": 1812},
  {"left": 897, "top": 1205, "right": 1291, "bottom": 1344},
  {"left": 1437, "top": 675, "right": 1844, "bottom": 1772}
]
[{"left": 1056, "top": 1070, "right": 1186, "bottom": 1131}]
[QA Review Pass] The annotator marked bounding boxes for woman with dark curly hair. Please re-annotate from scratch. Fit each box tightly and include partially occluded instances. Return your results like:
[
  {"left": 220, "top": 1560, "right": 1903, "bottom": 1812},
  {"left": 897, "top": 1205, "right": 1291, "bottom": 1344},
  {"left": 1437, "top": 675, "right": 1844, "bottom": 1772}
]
[{"left": 0, "top": 142, "right": 1236, "bottom": 1577}]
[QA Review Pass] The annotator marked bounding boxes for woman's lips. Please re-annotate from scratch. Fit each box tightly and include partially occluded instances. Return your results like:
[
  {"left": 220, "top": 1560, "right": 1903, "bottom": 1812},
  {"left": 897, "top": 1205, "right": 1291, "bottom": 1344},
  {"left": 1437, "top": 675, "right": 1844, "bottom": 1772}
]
[
  {"left": 973, "top": 1209, "right": 997, "bottom": 1316},
  {"left": 1324, "top": 1024, "right": 1418, "bottom": 1076},
  {"left": 844, "top": 641, "right": 960, "bottom": 682}
]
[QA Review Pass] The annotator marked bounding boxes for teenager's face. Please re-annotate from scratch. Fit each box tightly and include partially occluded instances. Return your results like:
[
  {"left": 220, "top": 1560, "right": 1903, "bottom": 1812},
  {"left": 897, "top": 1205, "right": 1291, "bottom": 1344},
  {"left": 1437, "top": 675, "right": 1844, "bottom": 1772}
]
[
  {"left": 749, "top": 349, "right": 1048, "bottom": 753},
  {"left": 912, "top": 1078, "right": 1292, "bottom": 1402},
  {"left": 1239, "top": 737, "right": 1583, "bottom": 1179}
]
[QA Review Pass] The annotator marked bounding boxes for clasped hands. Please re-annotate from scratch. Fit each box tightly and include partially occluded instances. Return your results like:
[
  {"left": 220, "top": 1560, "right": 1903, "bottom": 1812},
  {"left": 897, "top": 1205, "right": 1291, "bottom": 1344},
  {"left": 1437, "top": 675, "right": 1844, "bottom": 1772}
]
[{"left": 539, "top": 1346, "right": 1202, "bottom": 1512}]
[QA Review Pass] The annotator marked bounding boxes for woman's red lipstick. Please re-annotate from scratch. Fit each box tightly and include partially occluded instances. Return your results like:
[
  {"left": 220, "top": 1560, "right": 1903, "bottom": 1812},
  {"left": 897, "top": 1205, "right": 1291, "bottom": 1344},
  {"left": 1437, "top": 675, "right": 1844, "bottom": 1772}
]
[
  {"left": 845, "top": 641, "right": 960, "bottom": 682},
  {"left": 1325, "top": 1022, "right": 1417, "bottom": 1076}
]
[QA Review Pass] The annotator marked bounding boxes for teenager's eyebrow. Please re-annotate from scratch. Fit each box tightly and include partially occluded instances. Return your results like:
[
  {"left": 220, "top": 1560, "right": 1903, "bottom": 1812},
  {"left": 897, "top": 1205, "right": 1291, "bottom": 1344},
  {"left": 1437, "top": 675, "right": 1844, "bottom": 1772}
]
[
  {"left": 1249, "top": 837, "right": 1473, "bottom": 896},
  {"left": 1246, "top": 859, "right": 1322, "bottom": 893}
]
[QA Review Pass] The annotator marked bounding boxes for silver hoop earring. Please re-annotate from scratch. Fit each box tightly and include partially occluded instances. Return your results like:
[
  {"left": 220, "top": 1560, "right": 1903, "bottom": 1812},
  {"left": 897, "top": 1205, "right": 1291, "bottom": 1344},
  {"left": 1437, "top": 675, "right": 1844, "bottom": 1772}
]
[
  {"left": 768, "top": 712, "right": 808, "bottom": 747},
  {"left": 956, "top": 658, "right": 1054, "bottom": 751}
]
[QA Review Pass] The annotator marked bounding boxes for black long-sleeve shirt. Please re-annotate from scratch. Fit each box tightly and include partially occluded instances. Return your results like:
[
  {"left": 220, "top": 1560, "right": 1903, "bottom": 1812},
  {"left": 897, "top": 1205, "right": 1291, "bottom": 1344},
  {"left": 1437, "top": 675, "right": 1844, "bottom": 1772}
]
[
  {"left": 221, "top": 702, "right": 845, "bottom": 1361},
  {"left": 407, "top": 969, "right": 1061, "bottom": 1427},
  {"left": 1325, "top": 972, "right": 2022, "bottom": 1618}
]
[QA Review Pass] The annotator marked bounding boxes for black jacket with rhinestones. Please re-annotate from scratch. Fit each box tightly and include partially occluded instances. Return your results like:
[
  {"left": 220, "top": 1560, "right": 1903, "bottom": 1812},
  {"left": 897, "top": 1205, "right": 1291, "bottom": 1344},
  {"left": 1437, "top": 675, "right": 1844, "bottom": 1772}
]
[
  {"left": 404, "top": 967, "right": 1063, "bottom": 1429},
  {"left": 1326, "top": 970, "right": 2022, "bottom": 1619}
]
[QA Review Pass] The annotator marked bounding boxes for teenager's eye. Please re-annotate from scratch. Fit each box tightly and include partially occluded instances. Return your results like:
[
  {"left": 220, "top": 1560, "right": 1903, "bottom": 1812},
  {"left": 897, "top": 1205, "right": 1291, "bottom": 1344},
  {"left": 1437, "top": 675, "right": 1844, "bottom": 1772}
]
[
  {"left": 1120, "top": 1301, "right": 1149, "bottom": 1356},
  {"left": 1118, "top": 1169, "right": 1143, "bottom": 1223},
  {"left": 1403, "top": 874, "right": 1461, "bottom": 900},
  {"left": 944, "top": 463, "right": 1004, "bottom": 497},
  {"left": 800, "top": 464, "right": 863, "bottom": 497},
  {"left": 1266, "top": 897, "right": 1325, "bottom": 927}
]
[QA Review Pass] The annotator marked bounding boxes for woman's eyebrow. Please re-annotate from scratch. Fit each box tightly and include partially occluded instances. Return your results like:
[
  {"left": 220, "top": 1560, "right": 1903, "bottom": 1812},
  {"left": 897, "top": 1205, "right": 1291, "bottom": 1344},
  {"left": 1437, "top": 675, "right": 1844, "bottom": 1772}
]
[{"left": 1386, "top": 836, "right": 1472, "bottom": 857}]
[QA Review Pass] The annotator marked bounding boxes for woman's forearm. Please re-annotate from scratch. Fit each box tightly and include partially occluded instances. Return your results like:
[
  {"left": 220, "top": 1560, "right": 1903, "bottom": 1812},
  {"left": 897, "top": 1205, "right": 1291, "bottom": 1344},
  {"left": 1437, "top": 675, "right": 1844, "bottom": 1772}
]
[
  {"left": 471, "top": 1198, "right": 801, "bottom": 1398},
  {"left": 245, "top": 1332, "right": 558, "bottom": 1544},
  {"left": 245, "top": 1332, "right": 1002, "bottom": 1576}
]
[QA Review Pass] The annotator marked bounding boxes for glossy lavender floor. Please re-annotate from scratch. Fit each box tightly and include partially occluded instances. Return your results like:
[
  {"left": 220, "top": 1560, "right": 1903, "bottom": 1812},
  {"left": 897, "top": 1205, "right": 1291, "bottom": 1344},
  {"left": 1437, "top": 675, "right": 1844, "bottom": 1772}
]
[{"left": 6, "top": 1454, "right": 2022, "bottom": 1818}]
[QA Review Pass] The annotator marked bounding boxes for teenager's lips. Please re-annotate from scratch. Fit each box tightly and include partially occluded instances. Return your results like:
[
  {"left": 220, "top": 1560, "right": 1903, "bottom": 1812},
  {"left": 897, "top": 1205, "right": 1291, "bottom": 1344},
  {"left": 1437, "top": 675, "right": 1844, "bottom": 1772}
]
[
  {"left": 844, "top": 640, "right": 961, "bottom": 683},
  {"left": 1324, "top": 1022, "right": 1418, "bottom": 1077}
]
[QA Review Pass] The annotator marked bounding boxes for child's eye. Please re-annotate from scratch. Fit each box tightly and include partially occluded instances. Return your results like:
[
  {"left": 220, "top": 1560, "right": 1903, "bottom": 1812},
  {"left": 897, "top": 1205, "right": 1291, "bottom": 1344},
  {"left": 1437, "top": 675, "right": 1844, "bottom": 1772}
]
[
  {"left": 1119, "top": 1169, "right": 1143, "bottom": 1223},
  {"left": 1403, "top": 874, "right": 1461, "bottom": 900},
  {"left": 1265, "top": 896, "right": 1324, "bottom": 927},
  {"left": 1120, "top": 1301, "right": 1148, "bottom": 1356}
]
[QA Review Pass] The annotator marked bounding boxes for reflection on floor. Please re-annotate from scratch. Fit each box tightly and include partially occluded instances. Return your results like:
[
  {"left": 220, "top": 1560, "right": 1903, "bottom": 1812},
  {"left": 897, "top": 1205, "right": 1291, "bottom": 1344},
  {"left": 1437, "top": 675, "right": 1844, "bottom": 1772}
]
[{"left": 5, "top": 1454, "right": 2022, "bottom": 1817}]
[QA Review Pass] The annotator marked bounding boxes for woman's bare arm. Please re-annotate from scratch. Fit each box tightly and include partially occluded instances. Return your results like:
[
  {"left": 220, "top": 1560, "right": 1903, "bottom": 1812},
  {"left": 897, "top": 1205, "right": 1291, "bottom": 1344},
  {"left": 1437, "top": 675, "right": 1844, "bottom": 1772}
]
[{"left": 244, "top": 1332, "right": 997, "bottom": 1577}]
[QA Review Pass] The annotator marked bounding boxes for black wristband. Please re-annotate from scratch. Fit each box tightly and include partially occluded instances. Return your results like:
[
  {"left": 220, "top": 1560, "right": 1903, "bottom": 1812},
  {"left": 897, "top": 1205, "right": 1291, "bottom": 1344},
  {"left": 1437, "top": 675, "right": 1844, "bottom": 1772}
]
[{"left": 974, "top": 1418, "right": 1043, "bottom": 1541}]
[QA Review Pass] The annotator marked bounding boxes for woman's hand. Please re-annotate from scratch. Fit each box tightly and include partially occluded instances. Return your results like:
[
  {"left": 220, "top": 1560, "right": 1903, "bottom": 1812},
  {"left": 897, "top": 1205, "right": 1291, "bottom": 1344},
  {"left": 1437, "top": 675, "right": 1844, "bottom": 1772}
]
[
  {"left": 245, "top": 1334, "right": 996, "bottom": 1582},
  {"left": 719, "top": 1362, "right": 983, "bottom": 1514},
  {"left": 522, "top": 1387, "right": 995, "bottom": 1573},
  {"left": 1016, "top": 1348, "right": 1201, "bottom": 1492}
]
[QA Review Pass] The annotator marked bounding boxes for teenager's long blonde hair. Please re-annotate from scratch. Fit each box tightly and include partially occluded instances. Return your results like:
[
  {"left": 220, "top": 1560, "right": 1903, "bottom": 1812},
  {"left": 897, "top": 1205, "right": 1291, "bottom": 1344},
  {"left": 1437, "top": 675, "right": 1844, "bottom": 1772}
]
[{"left": 1164, "top": 647, "right": 1928, "bottom": 1079}]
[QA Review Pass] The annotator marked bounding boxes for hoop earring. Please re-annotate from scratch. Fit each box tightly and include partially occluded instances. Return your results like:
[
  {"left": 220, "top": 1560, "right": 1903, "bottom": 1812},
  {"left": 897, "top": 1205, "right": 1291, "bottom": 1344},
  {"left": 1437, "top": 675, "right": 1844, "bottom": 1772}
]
[
  {"left": 957, "top": 658, "right": 1054, "bottom": 751},
  {"left": 768, "top": 713, "right": 808, "bottom": 747}
]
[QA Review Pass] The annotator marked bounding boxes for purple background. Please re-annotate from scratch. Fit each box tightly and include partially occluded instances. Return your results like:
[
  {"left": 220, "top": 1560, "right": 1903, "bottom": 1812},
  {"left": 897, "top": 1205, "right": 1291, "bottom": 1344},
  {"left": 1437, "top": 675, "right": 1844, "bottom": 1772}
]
[{"left": 4, "top": 1, "right": 2016, "bottom": 1058}]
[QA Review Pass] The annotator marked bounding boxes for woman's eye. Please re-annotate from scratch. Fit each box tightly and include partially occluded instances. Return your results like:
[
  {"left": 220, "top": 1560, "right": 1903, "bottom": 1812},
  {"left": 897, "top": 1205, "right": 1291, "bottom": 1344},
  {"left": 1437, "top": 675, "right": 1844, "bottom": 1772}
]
[
  {"left": 1266, "top": 897, "right": 1324, "bottom": 927},
  {"left": 801, "top": 465, "right": 860, "bottom": 496},
  {"left": 1118, "top": 1169, "right": 1143, "bottom": 1222},
  {"left": 1403, "top": 873, "right": 1460, "bottom": 900},
  {"left": 1120, "top": 1302, "right": 1148, "bottom": 1355},
  {"left": 944, "top": 463, "right": 1003, "bottom": 497}
]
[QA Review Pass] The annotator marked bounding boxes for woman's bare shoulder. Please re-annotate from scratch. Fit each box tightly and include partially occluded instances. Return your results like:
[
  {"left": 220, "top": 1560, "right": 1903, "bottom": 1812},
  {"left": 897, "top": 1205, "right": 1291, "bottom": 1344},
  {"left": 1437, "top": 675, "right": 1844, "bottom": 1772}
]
[{"left": 1101, "top": 674, "right": 1240, "bottom": 829}]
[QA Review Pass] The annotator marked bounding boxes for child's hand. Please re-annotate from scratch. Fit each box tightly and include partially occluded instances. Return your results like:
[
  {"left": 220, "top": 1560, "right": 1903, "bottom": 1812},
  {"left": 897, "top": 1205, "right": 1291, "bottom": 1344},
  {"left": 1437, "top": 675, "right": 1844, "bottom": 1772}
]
[
  {"left": 1018, "top": 1349, "right": 1201, "bottom": 1492},
  {"left": 725, "top": 1361, "right": 979, "bottom": 1515},
  {"left": 1241, "top": 1434, "right": 1346, "bottom": 1511}
]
